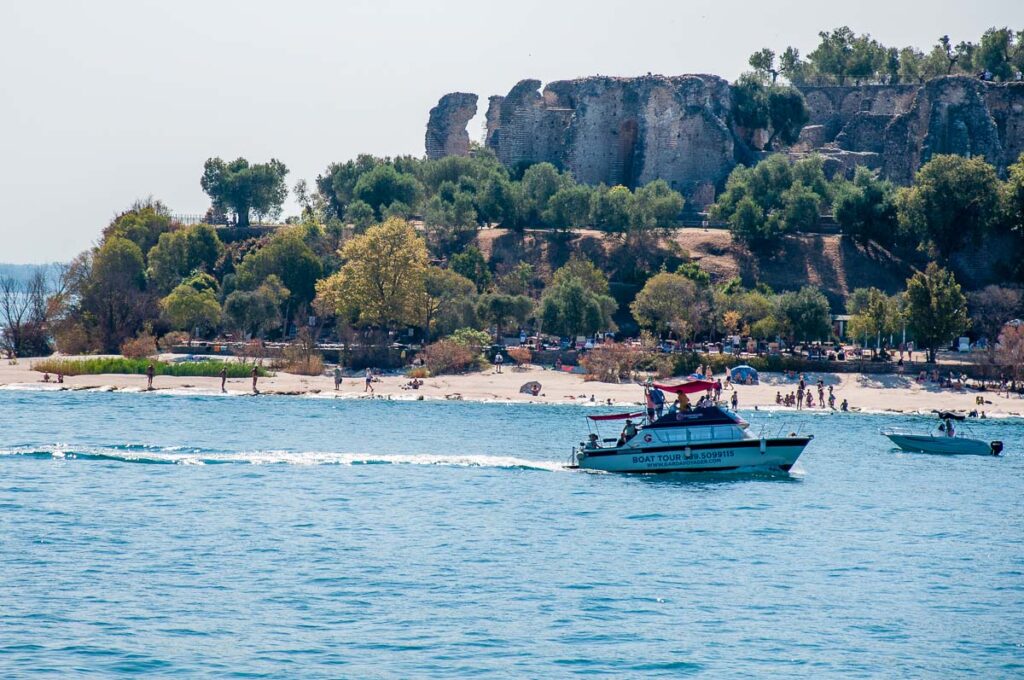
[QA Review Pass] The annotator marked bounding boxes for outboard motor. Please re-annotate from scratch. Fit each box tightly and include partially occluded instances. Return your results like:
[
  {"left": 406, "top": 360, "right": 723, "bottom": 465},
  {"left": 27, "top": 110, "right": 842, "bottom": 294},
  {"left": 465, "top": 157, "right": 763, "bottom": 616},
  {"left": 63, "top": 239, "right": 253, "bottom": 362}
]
[{"left": 990, "top": 441, "right": 1004, "bottom": 456}]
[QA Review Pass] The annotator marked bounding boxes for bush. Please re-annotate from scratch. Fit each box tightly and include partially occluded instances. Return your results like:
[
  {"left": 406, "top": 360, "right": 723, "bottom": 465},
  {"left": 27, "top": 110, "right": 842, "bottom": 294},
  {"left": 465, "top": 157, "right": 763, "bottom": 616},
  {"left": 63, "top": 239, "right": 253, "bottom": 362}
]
[
  {"left": 120, "top": 333, "right": 158, "bottom": 359},
  {"left": 422, "top": 339, "right": 477, "bottom": 375},
  {"left": 581, "top": 343, "right": 646, "bottom": 383},
  {"left": 52, "top": 323, "right": 92, "bottom": 355},
  {"left": 158, "top": 331, "right": 190, "bottom": 351},
  {"left": 448, "top": 327, "right": 491, "bottom": 349},
  {"left": 273, "top": 331, "right": 325, "bottom": 376},
  {"left": 32, "top": 357, "right": 269, "bottom": 378},
  {"left": 507, "top": 346, "right": 532, "bottom": 367},
  {"left": 407, "top": 366, "right": 430, "bottom": 379}
]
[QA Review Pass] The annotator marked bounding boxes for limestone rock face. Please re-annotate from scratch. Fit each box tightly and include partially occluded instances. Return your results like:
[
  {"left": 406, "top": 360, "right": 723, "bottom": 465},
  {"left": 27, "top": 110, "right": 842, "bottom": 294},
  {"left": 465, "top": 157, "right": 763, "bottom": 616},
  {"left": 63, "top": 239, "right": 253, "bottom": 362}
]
[
  {"left": 883, "top": 77, "right": 1005, "bottom": 184},
  {"left": 425, "top": 92, "right": 478, "bottom": 160},
  {"left": 479, "top": 74, "right": 735, "bottom": 202}
]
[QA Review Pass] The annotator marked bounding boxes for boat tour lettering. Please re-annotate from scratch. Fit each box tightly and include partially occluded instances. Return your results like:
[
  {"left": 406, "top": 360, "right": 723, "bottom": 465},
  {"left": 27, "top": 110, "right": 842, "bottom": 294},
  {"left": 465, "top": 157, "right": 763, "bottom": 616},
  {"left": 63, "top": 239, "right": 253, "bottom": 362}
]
[{"left": 631, "top": 450, "right": 735, "bottom": 465}]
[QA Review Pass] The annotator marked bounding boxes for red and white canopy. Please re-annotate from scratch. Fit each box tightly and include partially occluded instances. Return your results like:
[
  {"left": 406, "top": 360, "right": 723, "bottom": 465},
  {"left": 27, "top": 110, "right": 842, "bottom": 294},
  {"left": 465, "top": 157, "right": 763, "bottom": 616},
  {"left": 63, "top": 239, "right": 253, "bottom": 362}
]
[{"left": 652, "top": 379, "right": 716, "bottom": 395}]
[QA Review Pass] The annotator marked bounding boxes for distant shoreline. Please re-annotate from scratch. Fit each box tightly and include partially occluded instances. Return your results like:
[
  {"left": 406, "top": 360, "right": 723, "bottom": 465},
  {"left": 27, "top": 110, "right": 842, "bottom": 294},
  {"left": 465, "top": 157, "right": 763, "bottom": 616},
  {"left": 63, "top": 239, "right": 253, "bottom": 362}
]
[{"left": 4, "top": 358, "right": 1022, "bottom": 418}]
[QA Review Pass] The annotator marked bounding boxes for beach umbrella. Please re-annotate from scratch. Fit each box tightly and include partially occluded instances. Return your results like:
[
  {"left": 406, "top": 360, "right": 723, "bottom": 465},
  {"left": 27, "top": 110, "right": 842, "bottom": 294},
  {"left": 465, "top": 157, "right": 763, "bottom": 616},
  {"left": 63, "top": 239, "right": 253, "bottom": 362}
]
[
  {"left": 730, "top": 365, "right": 759, "bottom": 384},
  {"left": 519, "top": 381, "right": 542, "bottom": 395}
]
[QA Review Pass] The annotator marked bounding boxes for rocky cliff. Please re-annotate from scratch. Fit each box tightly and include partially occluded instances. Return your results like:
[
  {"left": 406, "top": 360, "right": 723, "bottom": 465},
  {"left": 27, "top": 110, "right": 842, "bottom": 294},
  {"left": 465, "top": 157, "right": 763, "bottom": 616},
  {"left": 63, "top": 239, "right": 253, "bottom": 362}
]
[
  {"left": 426, "top": 75, "right": 1024, "bottom": 201},
  {"left": 425, "top": 92, "right": 478, "bottom": 160}
]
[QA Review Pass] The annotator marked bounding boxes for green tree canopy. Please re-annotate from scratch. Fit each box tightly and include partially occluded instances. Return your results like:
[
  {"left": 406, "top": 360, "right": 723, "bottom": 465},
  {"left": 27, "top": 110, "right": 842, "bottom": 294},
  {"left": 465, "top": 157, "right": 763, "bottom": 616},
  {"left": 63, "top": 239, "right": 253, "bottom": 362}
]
[
  {"left": 201, "top": 157, "right": 289, "bottom": 227},
  {"left": 778, "top": 286, "right": 832, "bottom": 343},
  {"left": 102, "top": 199, "right": 175, "bottom": 255},
  {"left": 422, "top": 267, "right": 478, "bottom": 341},
  {"left": 905, "top": 263, "right": 969, "bottom": 362},
  {"left": 476, "top": 293, "right": 533, "bottom": 340},
  {"left": 630, "top": 272, "right": 704, "bottom": 338},
  {"left": 161, "top": 282, "right": 222, "bottom": 343},
  {"left": 449, "top": 246, "right": 492, "bottom": 292},
  {"left": 235, "top": 229, "right": 323, "bottom": 309},
  {"left": 82, "top": 237, "right": 151, "bottom": 351},
  {"left": 833, "top": 167, "right": 898, "bottom": 247},
  {"left": 223, "top": 275, "right": 288, "bottom": 338},
  {"left": 147, "top": 224, "right": 224, "bottom": 294},
  {"left": 352, "top": 164, "right": 422, "bottom": 218}
]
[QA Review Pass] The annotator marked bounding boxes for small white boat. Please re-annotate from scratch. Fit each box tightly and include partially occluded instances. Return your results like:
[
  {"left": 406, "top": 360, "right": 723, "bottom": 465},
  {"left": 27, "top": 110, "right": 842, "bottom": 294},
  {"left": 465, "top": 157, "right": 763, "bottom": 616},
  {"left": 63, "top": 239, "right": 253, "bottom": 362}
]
[
  {"left": 568, "top": 380, "right": 812, "bottom": 474},
  {"left": 882, "top": 412, "right": 1004, "bottom": 456}
]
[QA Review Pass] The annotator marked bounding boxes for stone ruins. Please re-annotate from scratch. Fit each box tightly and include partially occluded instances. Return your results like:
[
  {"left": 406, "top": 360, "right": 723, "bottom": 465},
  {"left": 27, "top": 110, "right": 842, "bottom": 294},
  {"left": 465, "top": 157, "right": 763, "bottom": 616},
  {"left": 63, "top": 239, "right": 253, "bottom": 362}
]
[{"left": 425, "top": 75, "right": 1024, "bottom": 206}]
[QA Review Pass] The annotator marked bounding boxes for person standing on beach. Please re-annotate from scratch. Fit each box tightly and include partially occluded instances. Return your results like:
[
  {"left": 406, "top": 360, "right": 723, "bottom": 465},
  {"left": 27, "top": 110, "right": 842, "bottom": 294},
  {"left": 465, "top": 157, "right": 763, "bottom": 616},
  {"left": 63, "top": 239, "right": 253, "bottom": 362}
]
[
  {"left": 251, "top": 365, "right": 259, "bottom": 394},
  {"left": 730, "top": 390, "right": 739, "bottom": 410},
  {"left": 494, "top": 352, "right": 504, "bottom": 374},
  {"left": 145, "top": 363, "right": 155, "bottom": 391},
  {"left": 364, "top": 368, "right": 374, "bottom": 393},
  {"left": 334, "top": 366, "right": 343, "bottom": 391},
  {"left": 219, "top": 366, "right": 227, "bottom": 393}
]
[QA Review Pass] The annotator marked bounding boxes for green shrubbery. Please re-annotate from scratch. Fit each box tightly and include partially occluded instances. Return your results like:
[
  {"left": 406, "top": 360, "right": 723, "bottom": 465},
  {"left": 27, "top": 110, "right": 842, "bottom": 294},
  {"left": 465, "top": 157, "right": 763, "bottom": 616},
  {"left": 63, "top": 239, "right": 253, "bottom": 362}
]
[{"left": 32, "top": 357, "right": 268, "bottom": 378}]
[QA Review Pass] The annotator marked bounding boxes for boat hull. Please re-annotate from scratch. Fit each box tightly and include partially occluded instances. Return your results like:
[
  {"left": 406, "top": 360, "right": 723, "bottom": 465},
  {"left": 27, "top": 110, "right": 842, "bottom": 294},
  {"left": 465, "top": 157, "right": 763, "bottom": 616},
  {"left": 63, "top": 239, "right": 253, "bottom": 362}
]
[
  {"left": 576, "top": 437, "right": 810, "bottom": 473},
  {"left": 884, "top": 433, "right": 998, "bottom": 456}
]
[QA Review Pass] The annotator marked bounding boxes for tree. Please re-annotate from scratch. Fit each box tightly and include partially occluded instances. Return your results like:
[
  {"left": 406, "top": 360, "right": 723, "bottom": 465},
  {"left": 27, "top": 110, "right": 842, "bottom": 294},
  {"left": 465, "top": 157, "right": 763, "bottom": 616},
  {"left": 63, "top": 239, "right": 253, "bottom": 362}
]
[
  {"left": 997, "top": 323, "right": 1024, "bottom": 386},
  {"left": 161, "top": 283, "right": 221, "bottom": 344},
  {"left": 808, "top": 27, "right": 857, "bottom": 84},
  {"left": 846, "top": 287, "right": 900, "bottom": 352},
  {"left": 833, "top": 167, "right": 898, "bottom": 247},
  {"left": 779, "top": 46, "right": 809, "bottom": 85},
  {"left": 476, "top": 293, "right": 533, "bottom": 341},
  {"left": 0, "top": 273, "right": 51, "bottom": 357},
  {"left": 422, "top": 267, "right": 477, "bottom": 341},
  {"left": 223, "top": 276, "right": 289, "bottom": 338},
  {"left": 81, "top": 237, "right": 151, "bottom": 352},
  {"left": 977, "top": 28, "right": 1014, "bottom": 80},
  {"left": 630, "top": 272, "right": 703, "bottom": 338},
  {"left": 778, "top": 287, "right": 832, "bottom": 343},
  {"left": 102, "top": 198, "right": 175, "bottom": 255},
  {"left": 590, "top": 184, "right": 634, "bottom": 232},
  {"left": 352, "top": 164, "right": 421, "bottom": 218},
  {"left": 905, "top": 263, "right": 969, "bottom": 363},
  {"left": 235, "top": 229, "right": 323, "bottom": 310},
  {"left": 749, "top": 48, "right": 779, "bottom": 83},
  {"left": 780, "top": 181, "right": 821, "bottom": 232},
  {"left": 315, "top": 217, "right": 428, "bottom": 329},
  {"left": 898, "top": 155, "right": 1002, "bottom": 259},
  {"left": 147, "top": 224, "right": 224, "bottom": 294},
  {"left": 551, "top": 255, "right": 612, "bottom": 296},
  {"left": 630, "top": 180, "right": 684, "bottom": 230},
  {"left": 539, "top": 278, "right": 616, "bottom": 339},
  {"left": 344, "top": 200, "right": 376, "bottom": 230},
  {"left": 201, "top": 157, "right": 289, "bottom": 227},
  {"left": 968, "top": 285, "right": 1023, "bottom": 342},
  {"left": 729, "top": 197, "right": 772, "bottom": 249},
  {"left": 545, "top": 185, "right": 593, "bottom": 230},
  {"left": 520, "top": 163, "right": 568, "bottom": 226},
  {"left": 449, "top": 246, "right": 492, "bottom": 292},
  {"left": 766, "top": 87, "right": 809, "bottom": 148}
]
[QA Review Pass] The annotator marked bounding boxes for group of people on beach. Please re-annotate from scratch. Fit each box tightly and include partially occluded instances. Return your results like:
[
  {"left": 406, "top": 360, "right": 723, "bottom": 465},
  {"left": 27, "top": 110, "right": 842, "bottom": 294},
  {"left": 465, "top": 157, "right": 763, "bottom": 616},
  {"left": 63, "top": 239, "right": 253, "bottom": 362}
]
[{"left": 775, "top": 376, "right": 848, "bottom": 411}]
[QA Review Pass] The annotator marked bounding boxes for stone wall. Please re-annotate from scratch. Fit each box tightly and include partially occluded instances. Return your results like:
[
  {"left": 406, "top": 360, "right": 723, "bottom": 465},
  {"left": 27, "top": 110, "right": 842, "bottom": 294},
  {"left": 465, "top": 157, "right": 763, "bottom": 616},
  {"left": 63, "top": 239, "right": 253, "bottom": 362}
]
[{"left": 425, "top": 92, "right": 478, "bottom": 160}]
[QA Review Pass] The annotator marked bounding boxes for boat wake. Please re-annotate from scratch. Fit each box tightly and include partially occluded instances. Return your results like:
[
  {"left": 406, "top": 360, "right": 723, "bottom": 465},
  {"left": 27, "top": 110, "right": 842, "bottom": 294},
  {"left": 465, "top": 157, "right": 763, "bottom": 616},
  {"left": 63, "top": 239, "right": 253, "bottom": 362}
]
[{"left": 0, "top": 444, "right": 566, "bottom": 471}]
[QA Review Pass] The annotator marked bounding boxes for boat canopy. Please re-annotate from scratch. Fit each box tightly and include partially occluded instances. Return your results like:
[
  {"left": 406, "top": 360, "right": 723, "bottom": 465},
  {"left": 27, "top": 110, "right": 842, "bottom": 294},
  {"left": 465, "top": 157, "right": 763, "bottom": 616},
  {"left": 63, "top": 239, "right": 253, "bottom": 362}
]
[
  {"left": 652, "top": 379, "right": 716, "bottom": 395},
  {"left": 587, "top": 411, "right": 646, "bottom": 421}
]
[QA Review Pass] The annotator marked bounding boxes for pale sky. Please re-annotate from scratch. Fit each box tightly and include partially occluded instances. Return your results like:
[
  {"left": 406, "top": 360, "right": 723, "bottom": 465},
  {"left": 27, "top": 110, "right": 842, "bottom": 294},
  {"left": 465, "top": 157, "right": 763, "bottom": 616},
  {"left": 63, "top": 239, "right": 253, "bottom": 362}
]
[{"left": 1, "top": 0, "right": 1021, "bottom": 262}]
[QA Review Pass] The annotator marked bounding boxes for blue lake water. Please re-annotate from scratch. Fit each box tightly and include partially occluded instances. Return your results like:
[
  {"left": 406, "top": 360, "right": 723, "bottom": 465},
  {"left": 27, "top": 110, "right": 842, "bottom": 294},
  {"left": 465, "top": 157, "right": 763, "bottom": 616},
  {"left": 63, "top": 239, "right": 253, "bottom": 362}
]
[{"left": 1, "top": 389, "right": 1022, "bottom": 677}]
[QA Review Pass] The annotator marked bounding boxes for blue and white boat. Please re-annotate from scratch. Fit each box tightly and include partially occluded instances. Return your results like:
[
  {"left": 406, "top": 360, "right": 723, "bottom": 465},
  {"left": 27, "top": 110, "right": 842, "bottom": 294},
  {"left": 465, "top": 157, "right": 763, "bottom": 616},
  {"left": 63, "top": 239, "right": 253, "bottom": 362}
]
[{"left": 569, "top": 380, "right": 812, "bottom": 474}]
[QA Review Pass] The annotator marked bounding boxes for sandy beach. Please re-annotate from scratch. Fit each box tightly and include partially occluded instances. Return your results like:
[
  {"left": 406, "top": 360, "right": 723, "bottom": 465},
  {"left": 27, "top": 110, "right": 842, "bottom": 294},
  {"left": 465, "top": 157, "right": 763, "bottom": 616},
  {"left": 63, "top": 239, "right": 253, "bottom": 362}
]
[{"left": 2, "top": 355, "right": 1021, "bottom": 417}]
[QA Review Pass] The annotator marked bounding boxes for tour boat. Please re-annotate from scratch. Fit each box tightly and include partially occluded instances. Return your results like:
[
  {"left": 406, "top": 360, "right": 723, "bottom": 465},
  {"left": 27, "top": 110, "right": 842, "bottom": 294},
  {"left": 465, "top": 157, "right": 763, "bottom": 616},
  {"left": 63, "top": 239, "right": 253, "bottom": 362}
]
[
  {"left": 568, "top": 380, "right": 813, "bottom": 474},
  {"left": 882, "top": 412, "right": 1004, "bottom": 456}
]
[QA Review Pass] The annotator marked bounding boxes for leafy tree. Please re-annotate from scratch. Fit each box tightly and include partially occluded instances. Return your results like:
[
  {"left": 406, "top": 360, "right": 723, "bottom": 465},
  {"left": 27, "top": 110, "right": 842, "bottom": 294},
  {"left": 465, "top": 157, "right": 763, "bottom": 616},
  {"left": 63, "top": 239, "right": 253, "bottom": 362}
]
[
  {"left": 846, "top": 287, "right": 900, "bottom": 352},
  {"left": 235, "top": 229, "right": 323, "bottom": 310},
  {"left": 728, "top": 196, "right": 772, "bottom": 249},
  {"left": 977, "top": 28, "right": 1014, "bottom": 80},
  {"left": 201, "top": 157, "right": 289, "bottom": 227},
  {"left": 766, "top": 87, "right": 809, "bottom": 148},
  {"left": 477, "top": 176, "right": 516, "bottom": 226},
  {"left": 449, "top": 246, "right": 492, "bottom": 292},
  {"left": 82, "top": 237, "right": 151, "bottom": 351},
  {"left": 676, "top": 261, "right": 711, "bottom": 287},
  {"left": 898, "top": 155, "right": 1002, "bottom": 259},
  {"left": 476, "top": 293, "right": 533, "bottom": 341},
  {"left": 777, "top": 286, "right": 832, "bottom": 343},
  {"left": 833, "top": 167, "right": 898, "bottom": 247},
  {"left": 779, "top": 46, "right": 809, "bottom": 85},
  {"left": 146, "top": 224, "right": 224, "bottom": 294},
  {"left": 898, "top": 47, "right": 925, "bottom": 83},
  {"left": 316, "top": 154, "right": 382, "bottom": 218},
  {"left": 344, "top": 200, "right": 376, "bottom": 230},
  {"left": 539, "top": 278, "right": 616, "bottom": 339},
  {"left": 223, "top": 276, "right": 288, "bottom": 338},
  {"left": 630, "top": 272, "right": 703, "bottom": 338},
  {"left": 551, "top": 256, "right": 611, "bottom": 296},
  {"left": 748, "top": 48, "right": 779, "bottom": 83},
  {"left": 808, "top": 27, "right": 857, "bottom": 84},
  {"left": 102, "top": 199, "right": 175, "bottom": 255},
  {"left": 630, "top": 180, "right": 684, "bottom": 230},
  {"left": 161, "top": 283, "right": 221, "bottom": 344},
  {"left": 997, "top": 323, "right": 1024, "bottom": 386},
  {"left": 352, "top": 164, "right": 422, "bottom": 218},
  {"left": 422, "top": 267, "right": 478, "bottom": 341},
  {"left": 731, "top": 74, "right": 769, "bottom": 130},
  {"left": 448, "top": 327, "right": 492, "bottom": 350},
  {"left": 315, "top": 218, "right": 428, "bottom": 329},
  {"left": 780, "top": 181, "right": 821, "bottom": 232},
  {"left": 968, "top": 285, "right": 1022, "bottom": 341},
  {"left": 590, "top": 184, "right": 634, "bottom": 232},
  {"left": 545, "top": 185, "right": 593, "bottom": 230},
  {"left": 905, "top": 263, "right": 969, "bottom": 362},
  {"left": 519, "top": 163, "right": 569, "bottom": 226}
]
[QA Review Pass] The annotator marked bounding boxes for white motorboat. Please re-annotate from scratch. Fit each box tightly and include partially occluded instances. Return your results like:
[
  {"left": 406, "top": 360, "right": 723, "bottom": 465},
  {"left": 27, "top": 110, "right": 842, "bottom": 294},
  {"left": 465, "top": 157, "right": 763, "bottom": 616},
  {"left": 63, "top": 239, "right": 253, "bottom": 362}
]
[
  {"left": 568, "top": 380, "right": 812, "bottom": 474},
  {"left": 882, "top": 412, "right": 1004, "bottom": 456}
]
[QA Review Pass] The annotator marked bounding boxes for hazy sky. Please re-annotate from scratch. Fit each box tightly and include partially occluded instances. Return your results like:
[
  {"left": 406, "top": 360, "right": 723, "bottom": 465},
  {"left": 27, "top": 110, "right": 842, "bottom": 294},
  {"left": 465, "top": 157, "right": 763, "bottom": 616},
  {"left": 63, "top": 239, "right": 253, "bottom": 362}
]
[{"left": 1, "top": 0, "right": 1021, "bottom": 262}]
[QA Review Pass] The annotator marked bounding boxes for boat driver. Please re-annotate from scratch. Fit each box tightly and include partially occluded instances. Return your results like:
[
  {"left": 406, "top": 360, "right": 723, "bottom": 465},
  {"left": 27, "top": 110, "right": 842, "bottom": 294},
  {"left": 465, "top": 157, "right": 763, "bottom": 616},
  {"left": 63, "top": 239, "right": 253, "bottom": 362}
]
[{"left": 585, "top": 433, "right": 601, "bottom": 450}]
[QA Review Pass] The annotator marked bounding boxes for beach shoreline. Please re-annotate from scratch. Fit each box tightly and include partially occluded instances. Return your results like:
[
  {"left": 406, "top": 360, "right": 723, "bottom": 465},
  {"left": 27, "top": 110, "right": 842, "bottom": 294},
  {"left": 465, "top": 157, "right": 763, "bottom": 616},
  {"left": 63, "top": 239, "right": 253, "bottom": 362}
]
[{"left": 3, "top": 356, "right": 1022, "bottom": 418}]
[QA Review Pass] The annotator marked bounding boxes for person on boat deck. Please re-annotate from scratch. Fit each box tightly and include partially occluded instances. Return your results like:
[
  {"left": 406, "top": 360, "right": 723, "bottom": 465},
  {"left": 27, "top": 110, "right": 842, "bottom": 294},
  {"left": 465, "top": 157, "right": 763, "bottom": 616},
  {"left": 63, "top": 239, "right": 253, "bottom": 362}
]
[
  {"left": 644, "top": 387, "right": 656, "bottom": 422},
  {"left": 650, "top": 386, "right": 665, "bottom": 418},
  {"left": 677, "top": 391, "right": 691, "bottom": 411},
  {"left": 617, "top": 419, "right": 638, "bottom": 446},
  {"left": 585, "top": 433, "right": 601, "bottom": 449},
  {"left": 943, "top": 418, "right": 955, "bottom": 437}
]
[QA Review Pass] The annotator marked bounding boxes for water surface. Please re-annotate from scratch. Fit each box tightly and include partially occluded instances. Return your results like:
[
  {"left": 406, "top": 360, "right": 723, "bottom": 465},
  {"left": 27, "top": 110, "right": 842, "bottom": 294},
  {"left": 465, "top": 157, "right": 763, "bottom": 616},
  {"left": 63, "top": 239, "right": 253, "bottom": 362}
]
[{"left": 1, "top": 390, "right": 1022, "bottom": 677}]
